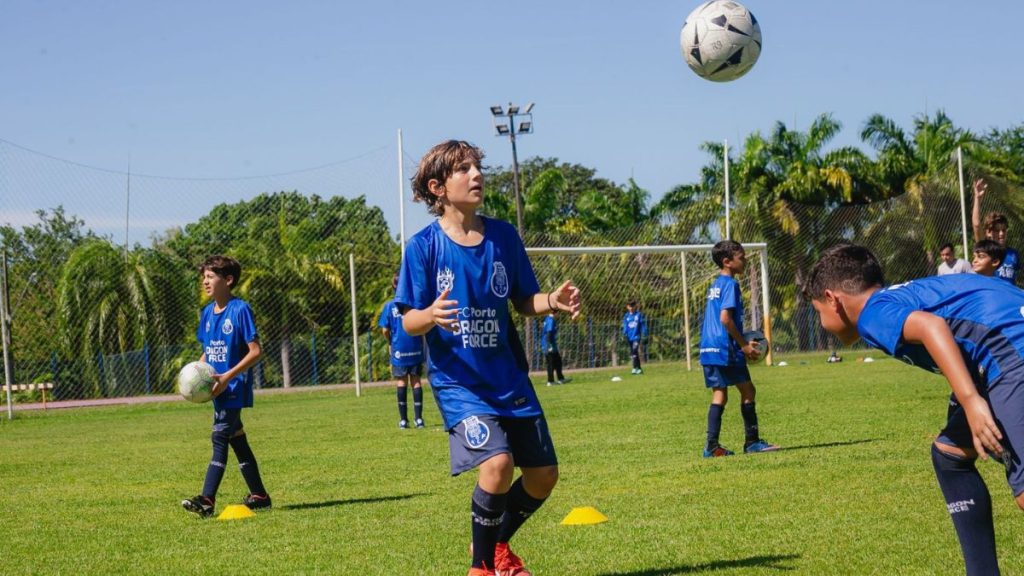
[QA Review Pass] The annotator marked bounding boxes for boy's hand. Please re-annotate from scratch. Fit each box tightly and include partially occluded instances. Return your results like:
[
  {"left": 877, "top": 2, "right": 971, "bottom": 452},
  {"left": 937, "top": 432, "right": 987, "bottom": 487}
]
[
  {"left": 741, "top": 342, "right": 762, "bottom": 361},
  {"left": 551, "top": 280, "right": 582, "bottom": 320},
  {"left": 210, "top": 374, "right": 228, "bottom": 398},
  {"left": 973, "top": 178, "right": 987, "bottom": 199},
  {"left": 431, "top": 289, "right": 460, "bottom": 332},
  {"left": 963, "top": 395, "right": 1003, "bottom": 460}
]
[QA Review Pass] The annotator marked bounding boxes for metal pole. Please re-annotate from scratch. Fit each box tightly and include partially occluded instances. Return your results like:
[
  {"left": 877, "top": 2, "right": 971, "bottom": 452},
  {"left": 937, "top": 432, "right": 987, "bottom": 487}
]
[
  {"left": 349, "top": 253, "right": 361, "bottom": 397},
  {"left": 509, "top": 114, "right": 525, "bottom": 236},
  {"left": 398, "top": 129, "right": 406, "bottom": 256},
  {"left": 759, "top": 247, "right": 773, "bottom": 366},
  {"left": 124, "top": 160, "right": 131, "bottom": 259},
  {"left": 2, "top": 250, "right": 15, "bottom": 419},
  {"left": 680, "top": 252, "right": 691, "bottom": 372},
  {"left": 723, "top": 139, "right": 731, "bottom": 239},
  {"left": 957, "top": 146, "right": 969, "bottom": 259}
]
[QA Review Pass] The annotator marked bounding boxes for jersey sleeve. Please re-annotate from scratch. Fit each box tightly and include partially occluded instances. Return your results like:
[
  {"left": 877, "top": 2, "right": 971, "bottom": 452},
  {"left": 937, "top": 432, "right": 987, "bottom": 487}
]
[
  {"left": 236, "top": 302, "right": 258, "bottom": 344},
  {"left": 508, "top": 229, "right": 541, "bottom": 301},
  {"left": 377, "top": 302, "right": 390, "bottom": 329},
  {"left": 395, "top": 236, "right": 433, "bottom": 312},
  {"left": 720, "top": 279, "right": 741, "bottom": 311},
  {"left": 857, "top": 293, "right": 916, "bottom": 356}
]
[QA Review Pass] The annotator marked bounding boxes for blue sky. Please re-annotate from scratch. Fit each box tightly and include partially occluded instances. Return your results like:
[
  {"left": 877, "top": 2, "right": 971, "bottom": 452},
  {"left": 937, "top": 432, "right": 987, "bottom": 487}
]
[{"left": 2, "top": 0, "right": 1022, "bottom": 241}]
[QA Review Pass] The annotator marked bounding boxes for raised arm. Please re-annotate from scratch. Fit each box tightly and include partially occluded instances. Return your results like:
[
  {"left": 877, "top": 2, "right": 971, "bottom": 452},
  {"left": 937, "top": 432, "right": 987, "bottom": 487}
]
[{"left": 972, "top": 178, "right": 987, "bottom": 242}]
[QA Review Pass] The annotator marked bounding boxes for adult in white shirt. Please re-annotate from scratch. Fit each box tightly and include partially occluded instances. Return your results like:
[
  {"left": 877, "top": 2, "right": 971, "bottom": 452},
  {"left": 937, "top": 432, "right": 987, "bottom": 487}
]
[{"left": 937, "top": 242, "right": 972, "bottom": 275}]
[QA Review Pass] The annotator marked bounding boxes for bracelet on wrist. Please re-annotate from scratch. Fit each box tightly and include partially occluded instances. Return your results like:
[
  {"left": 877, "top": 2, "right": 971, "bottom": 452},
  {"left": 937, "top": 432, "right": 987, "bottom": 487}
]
[{"left": 547, "top": 292, "right": 557, "bottom": 313}]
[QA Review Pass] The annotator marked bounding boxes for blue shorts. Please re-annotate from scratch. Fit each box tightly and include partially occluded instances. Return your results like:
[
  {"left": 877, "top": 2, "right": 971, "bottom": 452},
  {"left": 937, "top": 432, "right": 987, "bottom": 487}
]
[
  {"left": 937, "top": 375, "right": 1024, "bottom": 496},
  {"left": 392, "top": 364, "right": 423, "bottom": 378},
  {"left": 212, "top": 408, "right": 244, "bottom": 436},
  {"left": 447, "top": 414, "right": 558, "bottom": 476},
  {"left": 702, "top": 365, "right": 751, "bottom": 388}
]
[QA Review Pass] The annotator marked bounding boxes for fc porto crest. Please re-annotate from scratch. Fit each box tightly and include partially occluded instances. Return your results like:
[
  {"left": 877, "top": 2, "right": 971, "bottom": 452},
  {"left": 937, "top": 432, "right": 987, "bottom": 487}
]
[
  {"left": 222, "top": 318, "right": 234, "bottom": 335},
  {"left": 490, "top": 262, "right": 509, "bottom": 298},
  {"left": 437, "top": 267, "right": 455, "bottom": 294},
  {"left": 463, "top": 415, "right": 490, "bottom": 449}
]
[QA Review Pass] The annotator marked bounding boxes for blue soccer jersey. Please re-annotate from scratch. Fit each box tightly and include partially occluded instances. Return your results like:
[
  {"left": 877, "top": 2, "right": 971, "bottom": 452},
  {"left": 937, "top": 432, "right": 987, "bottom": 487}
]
[
  {"left": 394, "top": 217, "right": 543, "bottom": 429},
  {"left": 699, "top": 274, "right": 745, "bottom": 366},
  {"left": 997, "top": 247, "right": 1019, "bottom": 283},
  {"left": 377, "top": 299, "right": 425, "bottom": 367},
  {"left": 197, "top": 297, "right": 258, "bottom": 410},
  {"left": 622, "top": 311, "right": 647, "bottom": 343},
  {"left": 542, "top": 316, "right": 558, "bottom": 352},
  {"left": 858, "top": 274, "right": 1024, "bottom": 387}
]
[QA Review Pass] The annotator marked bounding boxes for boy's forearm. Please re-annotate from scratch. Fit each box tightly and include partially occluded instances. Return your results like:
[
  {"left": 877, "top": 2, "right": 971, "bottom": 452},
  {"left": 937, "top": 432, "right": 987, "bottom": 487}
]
[
  {"left": 906, "top": 312, "right": 980, "bottom": 403},
  {"left": 720, "top": 313, "right": 747, "bottom": 347},
  {"left": 972, "top": 197, "right": 984, "bottom": 242},
  {"left": 402, "top": 308, "right": 436, "bottom": 336},
  {"left": 514, "top": 292, "right": 555, "bottom": 317},
  {"left": 221, "top": 344, "right": 262, "bottom": 383}
]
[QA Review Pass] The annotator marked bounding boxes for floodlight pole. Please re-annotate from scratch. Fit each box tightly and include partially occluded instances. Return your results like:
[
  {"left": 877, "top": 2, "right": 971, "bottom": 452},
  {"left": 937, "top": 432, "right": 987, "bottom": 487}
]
[
  {"left": 2, "top": 249, "right": 14, "bottom": 420},
  {"left": 398, "top": 129, "right": 406, "bottom": 256},
  {"left": 724, "top": 139, "right": 731, "bottom": 239},
  {"left": 508, "top": 119, "right": 525, "bottom": 236},
  {"left": 491, "top": 103, "right": 534, "bottom": 238},
  {"left": 957, "top": 146, "right": 969, "bottom": 260}
]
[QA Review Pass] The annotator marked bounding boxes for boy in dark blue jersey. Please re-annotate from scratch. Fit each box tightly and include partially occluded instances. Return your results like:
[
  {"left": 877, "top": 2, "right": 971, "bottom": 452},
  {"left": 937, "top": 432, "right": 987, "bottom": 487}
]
[
  {"left": 379, "top": 274, "right": 427, "bottom": 429},
  {"left": 622, "top": 299, "right": 648, "bottom": 374},
  {"left": 808, "top": 244, "right": 1023, "bottom": 575},
  {"left": 182, "top": 255, "right": 270, "bottom": 518},
  {"left": 396, "top": 140, "right": 581, "bottom": 576},
  {"left": 973, "top": 178, "right": 1019, "bottom": 283},
  {"left": 542, "top": 313, "right": 568, "bottom": 386},
  {"left": 698, "top": 240, "right": 778, "bottom": 457}
]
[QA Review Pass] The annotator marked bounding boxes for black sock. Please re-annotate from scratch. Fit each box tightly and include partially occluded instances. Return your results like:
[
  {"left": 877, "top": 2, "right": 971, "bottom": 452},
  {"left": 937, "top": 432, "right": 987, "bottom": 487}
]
[
  {"left": 471, "top": 485, "right": 507, "bottom": 570},
  {"left": 412, "top": 387, "right": 423, "bottom": 421},
  {"left": 706, "top": 404, "right": 725, "bottom": 450},
  {"left": 555, "top": 352, "right": 564, "bottom": 380},
  {"left": 201, "top": 432, "right": 230, "bottom": 500},
  {"left": 396, "top": 386, "right": 408, "bottom": 422},
  {"left": 497, "top": 478, "right": 546, "bottom": 543},
  {"left": 741, "top": 402, "right": 760, "bottom": 446},
  {"left": 230, "top": 434, "right": 267, "bottom": 496},
  {"left": 931, "top": 445, "right": 999, "bottom": 575},
  {"left": 546, "top": 353, "right": 556, "bottom": 382}
]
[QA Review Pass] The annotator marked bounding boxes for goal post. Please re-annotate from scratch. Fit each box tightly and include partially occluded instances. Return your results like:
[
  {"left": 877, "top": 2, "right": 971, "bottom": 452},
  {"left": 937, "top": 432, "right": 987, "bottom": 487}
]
[{"left": 524, "top": 243, "right": 772, "bottom": 372}]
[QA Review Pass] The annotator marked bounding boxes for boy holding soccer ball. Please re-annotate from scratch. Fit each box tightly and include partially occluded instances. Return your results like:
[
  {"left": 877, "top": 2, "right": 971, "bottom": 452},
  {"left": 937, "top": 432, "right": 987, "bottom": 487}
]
[
  {"left": 698, "top": 240, "right": 778, "bottom": 457},
  {"left": 182, "top": 255, "right": 270, "bottom": 518},
  {"left": 396, "top": 140, "right": 580, "bottom": 576},
  {"left": 808, "top": 244, "right": 1024, "bottom": 575}
]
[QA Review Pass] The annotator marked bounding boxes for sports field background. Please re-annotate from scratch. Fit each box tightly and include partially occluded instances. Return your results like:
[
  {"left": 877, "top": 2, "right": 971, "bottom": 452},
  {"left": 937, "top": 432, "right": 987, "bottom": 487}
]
[{"left": 2, "top": 355, "right": 1020, "bottom": 575}]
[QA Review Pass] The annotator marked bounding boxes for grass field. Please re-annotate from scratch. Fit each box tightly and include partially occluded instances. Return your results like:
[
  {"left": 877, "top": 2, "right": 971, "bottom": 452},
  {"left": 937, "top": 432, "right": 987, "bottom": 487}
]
[{"left": 2, "top": 354, "right": 1021, "bottom": 575}]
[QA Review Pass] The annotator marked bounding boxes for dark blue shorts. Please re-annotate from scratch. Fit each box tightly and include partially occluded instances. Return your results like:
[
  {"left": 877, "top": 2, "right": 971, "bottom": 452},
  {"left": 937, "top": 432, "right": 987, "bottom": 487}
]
[
  {"left": 212, "top": 408, "right": 244, "bottom": 436},
  {"left": 702, "top": 364, "right": 752, "bottom": 388},
  {"left": 447, "top": 414, "right": 558, "bottom": 476},
  {"left": 392, "top": 364, "right": 423, "bottom": 378},
  {"left": 937, "top": 376, "right": 1024, "bottom": 496}
]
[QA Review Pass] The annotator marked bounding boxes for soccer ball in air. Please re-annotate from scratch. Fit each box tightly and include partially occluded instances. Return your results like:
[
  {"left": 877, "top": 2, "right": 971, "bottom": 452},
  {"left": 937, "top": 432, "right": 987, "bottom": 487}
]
[
  {"left": 178, "top": 361, "right": 215, "bottom": 403},
  {"left": 680, "top": 0, "right": 762, "bottom": 82}
]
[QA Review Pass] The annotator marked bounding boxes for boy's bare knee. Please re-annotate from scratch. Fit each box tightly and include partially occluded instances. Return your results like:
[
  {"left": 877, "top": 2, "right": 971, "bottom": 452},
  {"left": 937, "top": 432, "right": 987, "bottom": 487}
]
[
  {"left": 478, "top": 453, "right": 515, "bottom": 491},
  {"left": 521, "top": 465, "right": 559, "bottom": 498}
]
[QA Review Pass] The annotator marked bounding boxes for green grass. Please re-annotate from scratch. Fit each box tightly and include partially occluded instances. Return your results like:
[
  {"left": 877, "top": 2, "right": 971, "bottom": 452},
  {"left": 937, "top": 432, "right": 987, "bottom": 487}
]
[{"left": 1, "top": 355, "right": 1021, "bottom": 575}]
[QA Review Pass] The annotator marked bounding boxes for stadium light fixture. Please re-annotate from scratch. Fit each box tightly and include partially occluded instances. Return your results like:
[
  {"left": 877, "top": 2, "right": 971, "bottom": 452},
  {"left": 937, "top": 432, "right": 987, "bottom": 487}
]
[
  {"left": 489, "top": 102, "right": 535, "bottom": 237},
  {"left": 490, "top": 105, "right": 504, "bottom": 116},
  {"left": 523, "top": 102, "right": 535, "bottom": 114}
]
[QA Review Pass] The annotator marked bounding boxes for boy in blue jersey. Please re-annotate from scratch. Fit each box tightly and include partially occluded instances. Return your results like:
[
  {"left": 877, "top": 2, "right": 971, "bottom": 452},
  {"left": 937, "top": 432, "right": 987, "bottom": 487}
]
[
  {"left": 808, "top": 244, "right": 1024, "bottom": 575},
  {"left": 379, "top": 274, "right": 427, "bottom": 429},
  {"left": 542, "top": 312, "right": 568, "bottom": 386},
  {"left": 971, "top": 239, "right": 1005, "bottom": 278},
  {"left": 622, "top": 299, "right": 648, "bottom": 374},
  {"left": 396, "top": 140, "right": 581, "bottom": 576},
  {"left": 182, "top": 255, "right": 270, "bottom": 518},
  {"left": 973, "top": 178, "right": 1019, "bottom": 283},
  {"left": 698, "top": 240, "right": 778, "bottom": 457}
]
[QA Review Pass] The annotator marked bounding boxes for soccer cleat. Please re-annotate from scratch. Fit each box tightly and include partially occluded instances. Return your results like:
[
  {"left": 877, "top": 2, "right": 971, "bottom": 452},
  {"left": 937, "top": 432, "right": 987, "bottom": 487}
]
[
  {"left": 558, "top": 378, "right": 571, "bottom": 384},
  {"left": 399, "top": 419, "right": 409, "bottom": 429},
  {"left": 467, "top": 569, "right": 495, "bottom": 576},
  {"left": 414, "top": 418, "right": 425, "bottom": 429},
  {"left": 744, "top": 440, "right": 780, "bottom": 454},
  {"left": 243, "top": 493, "right": 272, "bottom": 510},
  {"left": 182, "top": 495, "right": 214, "bottom": 518},
  {"left": 546, "top": 381, "right": 555, "bottom": 386},
  {"left": 702, "top": 445, "right": 734, "bottom": 458},
  {"left": 494, "top": 542, "right": 531, "bottom": 576}
]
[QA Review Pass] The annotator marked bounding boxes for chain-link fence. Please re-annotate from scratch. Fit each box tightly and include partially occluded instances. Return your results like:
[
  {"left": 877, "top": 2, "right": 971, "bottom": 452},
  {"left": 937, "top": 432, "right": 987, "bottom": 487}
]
[{"left": 2, "top": 138, "right": 1023, "bottom": 403}]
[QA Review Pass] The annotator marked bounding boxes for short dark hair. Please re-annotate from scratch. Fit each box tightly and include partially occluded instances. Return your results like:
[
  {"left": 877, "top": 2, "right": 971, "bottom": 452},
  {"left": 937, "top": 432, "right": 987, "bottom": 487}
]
[
  {"left": 984, "top": 212, "right": 1009, "bottom": 231},
  {"left": 411, "top": 140, "right": 485, "bottom": 216},
  {"left": 627, "top": 299, "right": 637, "bottom": 307},
  {"left": 973, "top": 239, "right": 1006, "bottom": 264},
  {"left": 805, "top": 244, "right": 885, "bottom": 301},
  {"left": 200, "top": 255, "right": 241, "bottom": 288},
  {"left": 939, "top": 243, "right": 954, "bottom": 253},
  {"left": 712, "top": 240, "right": 744, "bottom": 268}
]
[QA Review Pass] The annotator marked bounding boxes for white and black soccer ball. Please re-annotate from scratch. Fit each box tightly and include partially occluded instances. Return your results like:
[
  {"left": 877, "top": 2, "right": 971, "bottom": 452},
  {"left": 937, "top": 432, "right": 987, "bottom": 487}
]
[
  {"left": 178, "top": 361, "right": 215, "bottom": 403},
  {"left": 680, "top": 0, "right": 762, "bottom": 82}
]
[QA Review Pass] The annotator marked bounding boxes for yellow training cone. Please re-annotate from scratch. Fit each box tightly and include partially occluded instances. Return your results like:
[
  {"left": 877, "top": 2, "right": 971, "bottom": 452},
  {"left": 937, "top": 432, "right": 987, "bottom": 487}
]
[
  {"left": 217, "top": 504, "right": 256, "bottom": 521},
  {"left": 560, "top": 506, "right": 608, "bottom": 526}
]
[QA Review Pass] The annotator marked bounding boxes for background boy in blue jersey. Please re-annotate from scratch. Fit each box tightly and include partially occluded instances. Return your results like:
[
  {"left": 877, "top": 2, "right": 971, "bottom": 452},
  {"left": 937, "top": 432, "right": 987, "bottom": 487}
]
[
  {"left": 182, "top": 255, "right": 270, "bottom": 518},
  {"left": 622, "top": 299, "right": 648, "bottom": 374},
  {"left": 396, "top": 140, "right": 581, "bottom": 576},
  {"left": 808, "top": 244, "right": 1023, "bottom": 575},
  {"left": 698, "top": 240, "right": 778, "bottom": 457},
  {"left": 542, "top": 312, "right": 568, "bottom": 386},
  {"left": 379, "top": 274, "right": 427, "bottom": 429},
  {"left": 973, "top": 178, "right": 1019, "bottom": 284},
  {"left": 971, "top": 239, "right": 1005, "bottom": 278}
]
